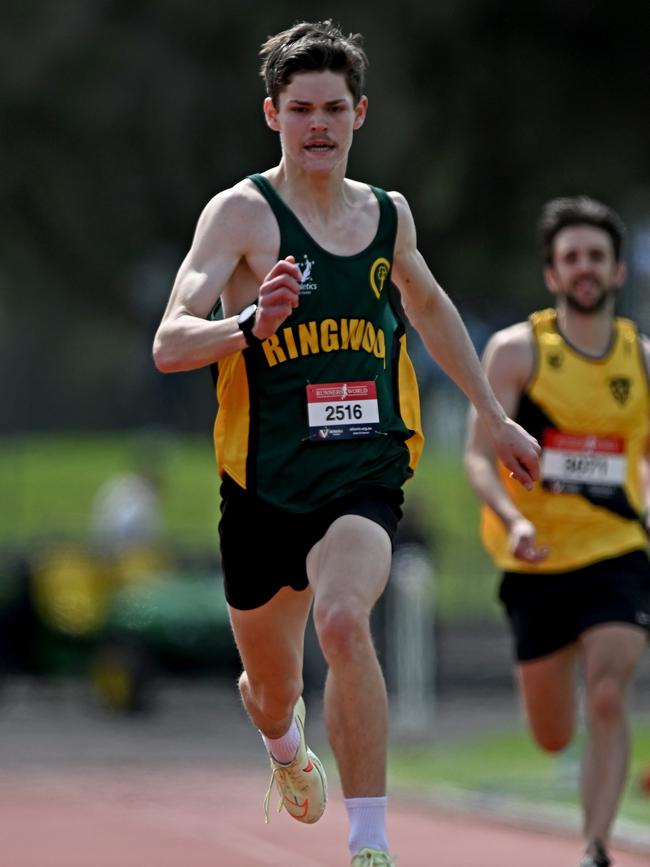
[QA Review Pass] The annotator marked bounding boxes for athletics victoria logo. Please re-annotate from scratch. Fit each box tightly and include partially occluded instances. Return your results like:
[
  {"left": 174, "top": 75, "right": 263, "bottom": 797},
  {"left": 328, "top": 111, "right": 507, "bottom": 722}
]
[{"left": 297, "top": 254, "right": 318, "bottom": 295}]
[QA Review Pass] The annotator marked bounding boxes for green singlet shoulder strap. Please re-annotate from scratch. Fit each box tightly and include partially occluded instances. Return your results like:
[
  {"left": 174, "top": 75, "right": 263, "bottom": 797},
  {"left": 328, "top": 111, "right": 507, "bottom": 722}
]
[
  {"left": 247, "top": 173, "right": 289, "bottom": 222},
  {"left": 247, "top": 174, "right": 397, "bottom": 245},
  {"left": 368, "top": 185, "right": 397, "bottom": 243}
]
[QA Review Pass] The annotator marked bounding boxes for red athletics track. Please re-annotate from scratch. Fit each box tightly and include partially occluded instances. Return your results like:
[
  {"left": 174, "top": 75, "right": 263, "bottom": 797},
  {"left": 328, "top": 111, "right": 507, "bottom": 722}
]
[{"left": 1, "top": 767, "right": 648, "bottom": 867}]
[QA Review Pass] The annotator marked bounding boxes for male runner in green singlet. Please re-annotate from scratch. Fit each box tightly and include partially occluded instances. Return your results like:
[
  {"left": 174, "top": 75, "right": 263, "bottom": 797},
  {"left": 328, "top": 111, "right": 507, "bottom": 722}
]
[{"left": 154, "top": 20, "right": 540, "bottom": 866}]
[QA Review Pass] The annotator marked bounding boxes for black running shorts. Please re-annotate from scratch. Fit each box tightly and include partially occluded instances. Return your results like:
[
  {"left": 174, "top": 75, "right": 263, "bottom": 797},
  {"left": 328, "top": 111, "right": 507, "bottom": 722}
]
[
  {"left": 499, "top": 549, "right": 650, "bottom": 662},
  {"left": 218, "top": 475, "right": 404, "bottom": 611}
]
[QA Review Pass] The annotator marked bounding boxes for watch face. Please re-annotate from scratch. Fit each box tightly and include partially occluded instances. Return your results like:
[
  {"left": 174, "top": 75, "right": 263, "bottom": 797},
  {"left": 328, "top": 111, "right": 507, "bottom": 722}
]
[{"left": 238, "top": 303, "right": 257, "bottom": 325}]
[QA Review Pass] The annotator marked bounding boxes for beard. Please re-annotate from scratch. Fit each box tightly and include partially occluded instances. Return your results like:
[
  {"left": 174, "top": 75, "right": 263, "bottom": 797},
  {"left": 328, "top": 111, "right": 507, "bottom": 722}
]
[{"left": 563, "top": 283, "right": 615, "bottom": 314}]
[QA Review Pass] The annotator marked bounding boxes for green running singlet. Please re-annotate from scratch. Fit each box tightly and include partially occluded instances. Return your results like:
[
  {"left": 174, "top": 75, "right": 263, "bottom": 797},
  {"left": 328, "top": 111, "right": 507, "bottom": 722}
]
[{"left": 212, "top": 174, "right": 424, "bottom": 512}]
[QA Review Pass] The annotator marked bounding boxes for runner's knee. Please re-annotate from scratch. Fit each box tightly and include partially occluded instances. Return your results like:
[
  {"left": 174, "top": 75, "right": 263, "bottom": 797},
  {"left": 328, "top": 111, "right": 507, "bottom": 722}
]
[
  {"left": 531, "top": 725, "right": 574, "bottom": 753},
  {"left": 313, "top": 603, "right": 369, "bottom": 664},
  {"left": 239, "top": 671, "right": 303, "bottom": 724},
  {"left": 587, "top": 676, "right": 625, "bottom": 726},
  {"left": 527, "top": 710, "right": 575, "bottom": 753}
]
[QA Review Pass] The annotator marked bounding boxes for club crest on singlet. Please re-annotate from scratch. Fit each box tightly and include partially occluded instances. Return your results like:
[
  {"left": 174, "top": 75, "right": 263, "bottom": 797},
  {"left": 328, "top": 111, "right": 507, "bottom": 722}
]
[
  {"left": 609, "top": 376, "right": 631, "bottom": 405},
  {"left": 369, "top": 257, "right": 390, "bottom": 299}
]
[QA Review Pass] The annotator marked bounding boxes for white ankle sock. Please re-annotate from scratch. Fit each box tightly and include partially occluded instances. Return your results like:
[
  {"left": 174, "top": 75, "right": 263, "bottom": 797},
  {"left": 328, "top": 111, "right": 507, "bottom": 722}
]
[
  {"left": 345, "top": 795, "right": 388, "bottom": 855},
  {"left": 261, "top": 718, "right": 300, "bottom": 764}
]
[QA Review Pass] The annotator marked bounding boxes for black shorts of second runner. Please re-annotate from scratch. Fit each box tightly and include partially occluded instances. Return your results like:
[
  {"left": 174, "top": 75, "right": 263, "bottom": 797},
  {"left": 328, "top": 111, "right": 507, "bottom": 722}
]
[
  {"left": 499, "top": 549, "right": 650, "bottom": 662},
  {"left": 218, "top": 474, "right": 404, "bottom": 611}
]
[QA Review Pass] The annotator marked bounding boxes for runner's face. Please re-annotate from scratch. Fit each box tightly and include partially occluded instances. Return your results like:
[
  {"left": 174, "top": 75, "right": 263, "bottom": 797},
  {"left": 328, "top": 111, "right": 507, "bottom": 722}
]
[
  {"left": 545, "top": 225, "right": 625, "bottom": 314},
  {"left": 264, "top": 71, "right": 367, "bottom": 175}
]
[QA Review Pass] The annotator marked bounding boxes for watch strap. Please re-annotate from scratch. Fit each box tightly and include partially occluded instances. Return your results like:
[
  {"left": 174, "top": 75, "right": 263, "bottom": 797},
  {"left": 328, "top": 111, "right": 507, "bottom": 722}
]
[{"left": 238, "top": 304, "right": 259, "bottom": 347}]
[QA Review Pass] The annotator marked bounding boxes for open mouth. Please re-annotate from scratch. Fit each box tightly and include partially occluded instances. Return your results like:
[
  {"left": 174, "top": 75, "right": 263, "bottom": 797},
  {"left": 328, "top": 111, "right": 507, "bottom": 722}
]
[{"left": 304, "top": 143, "right": 335, "bottom": 152}]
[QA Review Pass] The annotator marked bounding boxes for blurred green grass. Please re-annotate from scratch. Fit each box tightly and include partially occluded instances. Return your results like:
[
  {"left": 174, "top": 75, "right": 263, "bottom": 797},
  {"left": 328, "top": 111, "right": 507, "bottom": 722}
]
[
  {"left": 407, "top": 448, "right": 499, "bottom": 620},
  {"left": 388, "top": 725, "right": 650, "bottom": 828},
  {"left": 0, "top": 433, "right": 220, "bottom": 550},
  {"left": 0, "top": 433, "right": 497, "bottom": 618}
]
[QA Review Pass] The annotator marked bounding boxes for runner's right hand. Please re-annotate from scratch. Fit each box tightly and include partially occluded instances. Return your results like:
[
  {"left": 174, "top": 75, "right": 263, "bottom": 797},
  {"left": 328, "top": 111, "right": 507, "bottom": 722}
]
[{"left": 253, "top": 256, "right": 302, "bottom": 340}]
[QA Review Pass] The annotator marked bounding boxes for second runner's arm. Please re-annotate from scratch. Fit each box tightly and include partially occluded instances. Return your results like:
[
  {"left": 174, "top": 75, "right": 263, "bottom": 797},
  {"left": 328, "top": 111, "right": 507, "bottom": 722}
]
[
  {"left": 464, "top": 325, "right": 549, "bottom": 563},
  {"left": 389, "top": 192, "right": 540, "bottom": 490}
]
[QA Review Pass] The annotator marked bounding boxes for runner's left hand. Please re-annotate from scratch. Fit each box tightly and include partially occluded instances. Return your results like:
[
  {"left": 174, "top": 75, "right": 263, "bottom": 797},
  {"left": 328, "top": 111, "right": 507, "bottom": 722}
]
[{"left": 491, "top": 418, "right": 541, "bottom": 491}]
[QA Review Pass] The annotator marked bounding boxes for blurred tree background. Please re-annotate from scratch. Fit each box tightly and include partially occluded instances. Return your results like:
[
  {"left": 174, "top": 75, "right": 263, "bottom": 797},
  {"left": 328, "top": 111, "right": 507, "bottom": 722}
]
[
  {"left": 2, "top": 1, "right": 650, "bottom": 620},
  {"left": 3, "top": 0, "right": 650, "bottom": 434}
]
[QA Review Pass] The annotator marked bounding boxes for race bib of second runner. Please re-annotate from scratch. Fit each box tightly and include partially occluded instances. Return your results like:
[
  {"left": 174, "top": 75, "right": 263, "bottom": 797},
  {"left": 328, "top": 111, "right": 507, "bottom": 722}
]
[
  {"left": 307, "top": 381, "right": 380, "bottom": 441},
  {"left": 541, "top": 429, "right": 627, "bottom": 497}
]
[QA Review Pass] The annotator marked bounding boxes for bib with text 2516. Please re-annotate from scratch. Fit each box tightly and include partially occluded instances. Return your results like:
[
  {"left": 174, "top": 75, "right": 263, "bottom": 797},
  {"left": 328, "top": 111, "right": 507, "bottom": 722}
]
[
  {"left": 541, "top": 429, "right": 627, "bottom": 497},
  {"left": 306, "top": 381, "right": 380, "bottom": 442}
]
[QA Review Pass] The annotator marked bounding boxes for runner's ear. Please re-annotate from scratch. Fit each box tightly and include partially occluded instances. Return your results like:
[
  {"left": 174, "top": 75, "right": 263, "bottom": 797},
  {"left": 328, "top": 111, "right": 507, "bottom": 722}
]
[
  {"left": 263, "top": 97, "right": 280, "bottom": 131},
  {"left": 353, "top": 96, "right": 369, "bottom": 130}
]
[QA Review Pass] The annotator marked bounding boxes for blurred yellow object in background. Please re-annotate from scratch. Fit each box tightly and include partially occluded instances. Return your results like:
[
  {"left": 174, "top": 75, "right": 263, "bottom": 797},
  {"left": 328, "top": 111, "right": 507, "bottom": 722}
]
[{"left": 31, "top": 546, "right": 111, "bottom": 637}]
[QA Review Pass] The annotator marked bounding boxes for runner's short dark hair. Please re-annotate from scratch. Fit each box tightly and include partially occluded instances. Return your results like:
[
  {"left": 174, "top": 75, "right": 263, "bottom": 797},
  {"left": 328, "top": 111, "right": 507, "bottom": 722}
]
[
  {"left": 538, "top": 196, "right": 626, "bottom": 264},
  {"left": 260, "top": 20, "right": 368, "bottom": 107}
]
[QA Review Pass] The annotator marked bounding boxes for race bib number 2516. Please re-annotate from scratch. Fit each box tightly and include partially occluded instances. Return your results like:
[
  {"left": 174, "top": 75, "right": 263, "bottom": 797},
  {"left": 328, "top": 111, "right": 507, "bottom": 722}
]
[{"left": 307, "top": 381, "right": 380, "bottom": 441}]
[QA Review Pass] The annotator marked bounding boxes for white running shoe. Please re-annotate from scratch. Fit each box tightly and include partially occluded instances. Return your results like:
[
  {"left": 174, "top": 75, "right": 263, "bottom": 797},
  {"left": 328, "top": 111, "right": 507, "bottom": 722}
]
[{"left": 263, "top": 697, "right": 327, "bottom": 824}]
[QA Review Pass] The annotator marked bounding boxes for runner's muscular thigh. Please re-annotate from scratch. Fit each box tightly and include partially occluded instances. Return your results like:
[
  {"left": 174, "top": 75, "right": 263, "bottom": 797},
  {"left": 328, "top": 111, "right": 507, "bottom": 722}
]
[
  {"left": 581, "top": 623, "right": 647, "bottom": 684},
  {"left": 307, "top": 516, "right": 392, "bottom": 612},
  {"left": 517, "top": 646, "right": 579, "bottom": 748}
]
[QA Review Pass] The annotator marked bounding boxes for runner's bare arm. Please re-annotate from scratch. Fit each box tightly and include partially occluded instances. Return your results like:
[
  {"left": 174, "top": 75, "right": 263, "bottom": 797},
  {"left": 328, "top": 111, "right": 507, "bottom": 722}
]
[
  {"left": 640, "top": 335, "right": 650, "bottom": 534},
  {"left": 153, "top": 190, "right": 252, "bottom": 372},
  {"left": 390, "top": 192, "right": 541, "bottom": 490},
  {"left": 153, "top": 187, "right": 301, "bottom": 372},
  {"left": 464, "top": 328, "right": 549, "bottom": 562}
]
